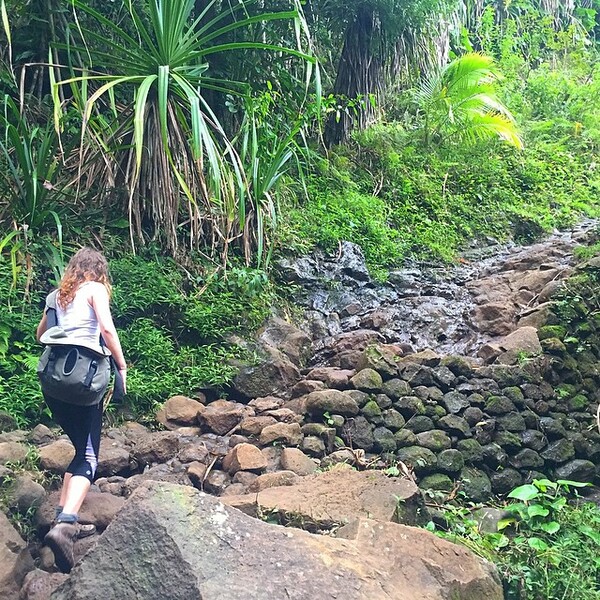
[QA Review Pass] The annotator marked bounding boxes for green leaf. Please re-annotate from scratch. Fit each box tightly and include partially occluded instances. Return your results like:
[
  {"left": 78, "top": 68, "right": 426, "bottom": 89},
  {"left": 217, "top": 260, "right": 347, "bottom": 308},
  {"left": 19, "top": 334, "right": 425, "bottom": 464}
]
[
  {"left": 527, "top": 504, "right": 550, "bottom": 518},
  {"left": 508, "top": 484, "right": 539, "bottom": 501},
  {"left": 556, "top": 479, "right": 591, "bottom": 489},
  {"left": 497, "top": 517, "right": 517, "bottom": 531},
  {"left": 539, "top": 521, "right": 560, "bottom": 534},
  {"left": 528, "top": 537, "right": 549, "bottom": 551},
  {"left": 579, "top": 525, "right": 600, "bottom": 545}
]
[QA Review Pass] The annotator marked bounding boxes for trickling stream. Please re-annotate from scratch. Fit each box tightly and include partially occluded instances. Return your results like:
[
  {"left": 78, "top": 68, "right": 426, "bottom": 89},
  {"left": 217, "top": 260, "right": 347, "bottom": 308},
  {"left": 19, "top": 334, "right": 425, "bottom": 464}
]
[{"left": 277, "top": 220, "right": 597, "bottom": 365}]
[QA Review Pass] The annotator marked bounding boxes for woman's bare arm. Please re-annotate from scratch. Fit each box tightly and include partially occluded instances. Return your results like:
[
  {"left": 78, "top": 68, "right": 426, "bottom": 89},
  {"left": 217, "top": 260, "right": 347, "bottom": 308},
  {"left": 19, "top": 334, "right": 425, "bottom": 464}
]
[
  {"left": 36, "top": 312, "right": 48, "bottom": 342},
  {"left": 88, "top": 283, "right": 127, "bottom": 392}
]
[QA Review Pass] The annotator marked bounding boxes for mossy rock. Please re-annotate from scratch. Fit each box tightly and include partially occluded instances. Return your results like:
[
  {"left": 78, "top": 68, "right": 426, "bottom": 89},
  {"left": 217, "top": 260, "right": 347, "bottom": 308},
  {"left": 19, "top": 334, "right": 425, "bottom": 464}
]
[
  {"left": 484, "top": 396, "right": 516, "bottom": 415},
  {"left": 415, "top": 430, "right": 452, "bottom": 452},
  {"left": 456, "top": 439, "right": 484, "bottom": 464},
  {"left": 437, "top": 449, "right": 465, "bottom": 474},
  {"left": 419, "top": 473, "right": 453, "bottom": 492},
  {"left": 540, "top": 337, "right": 567, "bottom": 355},
  {"left": 567, "top": 394, "right": 588, "bottom": 412},
  {"left": 361, "top": 400, "right": 383, "bottom": 421},
  {"left": 537, "top": 325, "right": 567, "bottom": 341},
  {"left": 350, "top": 368, "right": 384, "bottom": 392},
  {"left": 459, "top": 467, "right": 492, "bottom": 502},
  {"left": 393, "top": 396, "right": 426, "bottom": 418},
  {"left": 396, "top": 446, "right": 437, "bottom": 474},
  {"left": 501, "top": 386, "right": 525, "bottom": 406}
]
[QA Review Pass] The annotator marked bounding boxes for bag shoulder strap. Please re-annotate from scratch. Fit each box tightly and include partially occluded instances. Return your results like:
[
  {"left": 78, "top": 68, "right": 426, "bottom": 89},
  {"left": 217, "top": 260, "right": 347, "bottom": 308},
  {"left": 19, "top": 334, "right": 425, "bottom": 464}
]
[
  {"left": 45, "top": 290, "right": 59, "bottom": 328},
  {"left": 43, "top": 288, "right": 125, "bottom": 403}
]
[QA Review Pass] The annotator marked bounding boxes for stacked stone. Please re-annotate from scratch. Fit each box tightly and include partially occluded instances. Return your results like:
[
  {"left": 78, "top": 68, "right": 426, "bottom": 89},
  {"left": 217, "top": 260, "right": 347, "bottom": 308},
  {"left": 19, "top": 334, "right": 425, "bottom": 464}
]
[{"left": 292, "top": 346, "right": 600, "bottom": 502}]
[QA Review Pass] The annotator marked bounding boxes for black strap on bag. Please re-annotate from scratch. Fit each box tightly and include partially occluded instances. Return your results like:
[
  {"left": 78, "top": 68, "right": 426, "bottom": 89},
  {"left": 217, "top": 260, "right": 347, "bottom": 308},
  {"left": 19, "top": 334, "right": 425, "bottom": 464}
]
[{"left": 45, "top": 305, "right": 125, "bottom": 403}]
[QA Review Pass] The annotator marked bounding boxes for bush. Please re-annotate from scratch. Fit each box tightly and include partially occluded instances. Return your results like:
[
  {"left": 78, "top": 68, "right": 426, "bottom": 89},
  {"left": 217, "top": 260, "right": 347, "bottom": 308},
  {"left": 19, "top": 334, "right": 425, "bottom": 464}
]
[
  {"left": 429, "top": 479, "right": 600, "bottom": 600},
  {"left": 0, "top": 251, "right": 273, "bottom": 426}
]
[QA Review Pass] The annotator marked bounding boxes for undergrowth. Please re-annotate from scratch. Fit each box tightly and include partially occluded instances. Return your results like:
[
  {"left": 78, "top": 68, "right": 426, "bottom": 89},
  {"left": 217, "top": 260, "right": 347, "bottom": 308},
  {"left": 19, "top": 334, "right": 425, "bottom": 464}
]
[
  {"left": 0, "top": 252, "right": 273, "bottom": 426},
  {"left": 425, "top": 479, "right": 600, "bottom": 600}
]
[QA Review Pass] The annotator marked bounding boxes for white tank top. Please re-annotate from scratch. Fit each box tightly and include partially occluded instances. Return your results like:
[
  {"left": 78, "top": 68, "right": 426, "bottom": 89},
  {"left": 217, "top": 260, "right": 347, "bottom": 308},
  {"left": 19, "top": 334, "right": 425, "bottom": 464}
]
[{"left": 50, "top": 282, "right": 106, "bottom": 354}]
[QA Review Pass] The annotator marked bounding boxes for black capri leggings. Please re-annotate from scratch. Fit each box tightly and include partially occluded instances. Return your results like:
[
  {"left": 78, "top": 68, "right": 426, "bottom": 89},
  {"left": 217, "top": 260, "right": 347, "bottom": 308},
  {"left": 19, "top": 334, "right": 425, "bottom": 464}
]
[{"left": 44, "top": 396, "right": 102, "bottom": 483}]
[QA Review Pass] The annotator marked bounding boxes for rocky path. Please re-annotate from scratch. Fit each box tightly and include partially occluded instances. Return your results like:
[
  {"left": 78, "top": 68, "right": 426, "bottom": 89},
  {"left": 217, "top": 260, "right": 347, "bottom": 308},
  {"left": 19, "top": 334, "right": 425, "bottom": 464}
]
[
  {"left": 277, "top": 219, "right": 596, "bottom": 361},
  {"left": 2, "top": 222, "right": 599, "bottom": 600}
]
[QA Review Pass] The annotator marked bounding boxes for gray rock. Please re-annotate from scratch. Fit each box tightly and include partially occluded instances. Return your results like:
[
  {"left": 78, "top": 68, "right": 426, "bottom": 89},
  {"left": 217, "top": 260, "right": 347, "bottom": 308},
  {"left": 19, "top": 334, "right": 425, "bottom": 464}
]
[
  {"left": 393, "top": 396, "right": 426, "bottom": 418},
  {"left": 481, "top": 444, "right": 508, "bottom": 469},
  {"left": 382, "top": 379, "right": 412, "bottom": 399},
  {"left": 350, "top": 368, "right": 383, "bottom": 392},
  {"left": 394, "top": 429, "right": 417, "bottom": 448},
  {"left": 460, "top": 467, "right": 492, "bottom": 502},
  {"left": 396, "top": 446, "right": 437, "bottom": 474},
  {"left": 541, "top": 439, "right": 575, "bottom": 465},
  {"left": 233, "top": 346, "right": 301, "bottom": 398},
  {"left": 29, "top": 424, "right": 55, "bottom": 446},
  {"left": 132, "top": 431, "right": 180, "bottom": 468},
  {"left": 437, "top": 449, "right": 465, "bottom": 474},
  {"left": 0, "top": 441, "right": 29, "bottom": 465},
  {"left": 520, "top": 429, "right": 546, "bottom": 451},
  {"left": 301, "top": 436, "right": 326, "bottom": 457},
  {"left": 433, "top": 366, "right": 456, "bottom": 390},
  {"left": 419, "top": 473, "right": 454, "bottom": 491},
  {"left": 361, "top": 400, "right": 383, "bottom": 423},
  {"left": 539, "top": 417, "right": 567, "bottom": 439},
  {"left": 305, "top": 390, "right": 360, "bottom": 417},
  {"left": 373, "top": 393, "right": 393, "bottom": 409},
  {"left": 484, "top": 396, "right": 516, "bottom": 415},
  {"left": 457, "top": 439, "right": 484, "bottom": 464},
  {"left": 381, "top": 409, "right": 405, "bottom": 431},
  {"left": 441, "top": 391, "right": 470, "bottom": 414},
  {"left": 490, "top": 468, "right": 522, "bottom": 495},
  {"left": 341, "top": 416, "right": 374, "bottom": 451},
  {"left": 53, "top": 481, "right": 503, "bottom": 600},
  {"left": 373, "top": 427, "right": 397, "bottom": 453},
  {"left": 0, "top": 510, "right": 32, "bottom": 598},
  {"left": 6, "top": 474, "right": 45, "bottom": 512},
  {"left": 415, "top": 430, "right": 451, "bottom": 452},
  {"left": 554, "top": 459, "right": 596, "bottom": 483},
  {"left": 463, "top": 407, "right": 484, "bottom": 426},
  {"left": 405, "top": 416, "right": 435, "bottom": 433},
  {"left": 510, "top": 449, "right": 544, "bottom": 470},
  {"left": 259, "top": 423, "right": 303, "bottom": 447},
  {"left": 496, "top": 412, "right": 526, "bottom": 432},
  {"left": 438, "top": 415, "right": 471, "bottom": 437}
]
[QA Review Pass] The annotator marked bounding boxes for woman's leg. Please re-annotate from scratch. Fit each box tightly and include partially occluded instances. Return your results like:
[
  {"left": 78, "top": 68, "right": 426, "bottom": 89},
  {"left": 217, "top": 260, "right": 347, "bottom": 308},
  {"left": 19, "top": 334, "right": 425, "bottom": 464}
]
[
  {"left": 43, "top": 396, "right": 103, "bottom": 573},
  {"left": 44, "top": 396, "right": 103, "bottom": 518}
]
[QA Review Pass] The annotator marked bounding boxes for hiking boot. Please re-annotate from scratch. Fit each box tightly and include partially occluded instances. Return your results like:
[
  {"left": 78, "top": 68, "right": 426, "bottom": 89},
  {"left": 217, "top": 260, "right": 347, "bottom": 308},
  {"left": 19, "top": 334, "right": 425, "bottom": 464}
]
[
  {"left": 76, "top": 523, "right": 96, "bottom": 539},
  {"left": 50, "top": 520, "right": 96, "bottom": 539},
  {"left": 44, "top": 522, "right": 78, "bottom": 573}
]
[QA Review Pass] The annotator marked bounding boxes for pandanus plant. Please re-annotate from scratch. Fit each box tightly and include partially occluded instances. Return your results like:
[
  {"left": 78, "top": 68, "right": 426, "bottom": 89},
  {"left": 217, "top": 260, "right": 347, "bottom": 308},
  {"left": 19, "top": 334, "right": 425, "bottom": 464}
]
[{"left": 53, "top": 0, "right": 315, "bottom": 261}]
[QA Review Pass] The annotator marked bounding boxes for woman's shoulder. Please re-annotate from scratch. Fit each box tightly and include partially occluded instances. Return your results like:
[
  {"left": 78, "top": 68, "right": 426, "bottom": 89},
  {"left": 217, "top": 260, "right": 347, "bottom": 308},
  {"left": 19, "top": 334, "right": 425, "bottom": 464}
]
[{"left": 79, "top": 280, "right": 109, "bottom": 298}]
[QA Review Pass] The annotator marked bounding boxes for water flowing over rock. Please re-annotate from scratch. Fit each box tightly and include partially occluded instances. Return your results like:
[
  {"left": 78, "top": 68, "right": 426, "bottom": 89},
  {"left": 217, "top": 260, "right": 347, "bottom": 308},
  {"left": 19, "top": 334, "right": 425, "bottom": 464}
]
[{"left": 277, "top": 222, "right": 594, "bottom": 360}]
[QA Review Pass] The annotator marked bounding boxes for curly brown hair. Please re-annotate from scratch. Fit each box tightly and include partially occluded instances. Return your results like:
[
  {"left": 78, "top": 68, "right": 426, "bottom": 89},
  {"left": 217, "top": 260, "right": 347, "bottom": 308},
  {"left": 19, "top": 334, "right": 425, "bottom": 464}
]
[{"left": 57, "top": 247, "right": 112, "bottom": 309}]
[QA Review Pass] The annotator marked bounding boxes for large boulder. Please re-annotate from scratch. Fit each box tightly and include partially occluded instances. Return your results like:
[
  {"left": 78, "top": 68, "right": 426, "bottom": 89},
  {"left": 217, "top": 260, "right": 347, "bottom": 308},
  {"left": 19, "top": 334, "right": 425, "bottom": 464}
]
[
  {"left": 0, "top": 510, "right": 34, "bottom": 599},
  {"left": 233, "top": 346, "right": 302, "bottom": 399},
  {"left": 155, "top": 395, "right": 205, "bottom": 430},
  {"left": 258, "top": 317, "right": 312, "bottom": 367},
  {"left": 51, "top": 481, "right": 502, "bottom": 600},
  {"left": 222, "top": 468, "right": 423, "bottom": 528}
]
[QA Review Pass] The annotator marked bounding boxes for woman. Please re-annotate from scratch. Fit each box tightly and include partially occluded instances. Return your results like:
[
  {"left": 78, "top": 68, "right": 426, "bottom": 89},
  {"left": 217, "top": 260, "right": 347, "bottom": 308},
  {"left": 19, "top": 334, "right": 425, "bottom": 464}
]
[{"left": 36, "top": 247, "right": 127, "bottom": 573}]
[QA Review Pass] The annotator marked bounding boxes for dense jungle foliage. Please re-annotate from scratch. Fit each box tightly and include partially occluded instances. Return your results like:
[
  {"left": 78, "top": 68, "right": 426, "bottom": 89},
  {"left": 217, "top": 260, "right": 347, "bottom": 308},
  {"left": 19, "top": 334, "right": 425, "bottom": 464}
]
[
  {"left": 2, "top": 3, "right": 600, "bottom": 598},
  {"left": 0, "top": 0, "right": 599, "bottom": 424}
]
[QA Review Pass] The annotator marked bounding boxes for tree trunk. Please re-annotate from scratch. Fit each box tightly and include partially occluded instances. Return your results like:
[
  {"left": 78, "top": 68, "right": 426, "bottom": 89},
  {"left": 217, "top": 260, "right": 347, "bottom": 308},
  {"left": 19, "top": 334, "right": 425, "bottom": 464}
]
[{"left": 324, "top": 5, "right": 382, "bottom": 147}]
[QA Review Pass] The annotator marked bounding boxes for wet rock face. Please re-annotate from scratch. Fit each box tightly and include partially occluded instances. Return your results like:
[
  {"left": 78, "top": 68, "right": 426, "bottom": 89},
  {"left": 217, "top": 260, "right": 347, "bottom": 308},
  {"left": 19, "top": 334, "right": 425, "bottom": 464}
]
[{"left": 278, "top": 222, "right": 594, "bottom": 360}]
